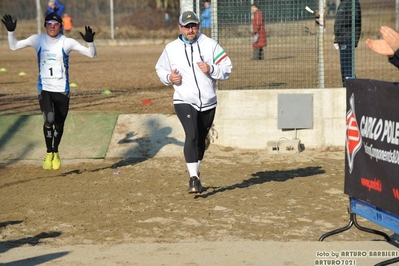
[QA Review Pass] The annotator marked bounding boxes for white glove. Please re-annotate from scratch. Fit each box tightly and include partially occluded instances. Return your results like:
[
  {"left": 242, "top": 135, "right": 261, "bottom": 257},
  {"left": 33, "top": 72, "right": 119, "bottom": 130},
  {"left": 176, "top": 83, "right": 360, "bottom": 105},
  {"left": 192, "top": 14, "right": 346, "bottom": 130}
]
[{"left": 253, "top": 33, "right": 258, "bottom": 44}]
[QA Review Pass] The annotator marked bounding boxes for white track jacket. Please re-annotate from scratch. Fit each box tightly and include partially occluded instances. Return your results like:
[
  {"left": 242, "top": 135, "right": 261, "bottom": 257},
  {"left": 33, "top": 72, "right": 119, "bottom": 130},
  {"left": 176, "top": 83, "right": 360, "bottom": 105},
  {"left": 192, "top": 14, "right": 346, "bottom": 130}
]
[{"left": 155, "top": 33, "right": 232, "bottom": 111}]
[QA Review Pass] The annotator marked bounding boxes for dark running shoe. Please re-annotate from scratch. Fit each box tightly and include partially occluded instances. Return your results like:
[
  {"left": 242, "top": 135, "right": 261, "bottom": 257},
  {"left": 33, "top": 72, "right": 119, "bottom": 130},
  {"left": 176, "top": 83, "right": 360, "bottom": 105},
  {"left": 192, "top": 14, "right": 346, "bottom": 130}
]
[{"left": 187, "top": 176, "right": 202, "bottom": 194}]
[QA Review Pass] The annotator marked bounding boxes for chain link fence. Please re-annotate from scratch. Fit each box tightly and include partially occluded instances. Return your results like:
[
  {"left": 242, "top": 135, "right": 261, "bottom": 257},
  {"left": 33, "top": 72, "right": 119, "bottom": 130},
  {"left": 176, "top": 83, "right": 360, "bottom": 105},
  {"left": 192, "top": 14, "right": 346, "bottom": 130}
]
[
  {"left": 0, "top": 0, "right": 397, "bottom": 89},
  {"left": 212, "top": 0, "right": 398, "bottom": 89}
]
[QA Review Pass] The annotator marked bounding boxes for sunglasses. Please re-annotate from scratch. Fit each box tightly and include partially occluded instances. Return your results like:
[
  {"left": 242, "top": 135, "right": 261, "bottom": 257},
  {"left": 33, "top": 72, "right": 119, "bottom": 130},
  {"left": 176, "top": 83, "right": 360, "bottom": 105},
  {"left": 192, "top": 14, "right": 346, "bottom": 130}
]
[
  {"left": 181, "top": 24, "right": 199, "bottom": 30},
  {"left": 46, "top": 21, "right": 61, "bottom": 26}
]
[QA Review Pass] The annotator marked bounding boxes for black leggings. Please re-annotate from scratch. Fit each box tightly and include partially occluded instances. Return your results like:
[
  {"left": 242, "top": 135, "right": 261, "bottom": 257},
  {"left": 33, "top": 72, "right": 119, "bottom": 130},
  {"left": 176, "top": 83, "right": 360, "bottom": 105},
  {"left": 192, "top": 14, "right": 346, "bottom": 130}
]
[
  {"left": 38, "top": 90, "right": 70, "bottom": 153},
  {"left": 174, "top": 104, "right": 215, "bottom": 163}
]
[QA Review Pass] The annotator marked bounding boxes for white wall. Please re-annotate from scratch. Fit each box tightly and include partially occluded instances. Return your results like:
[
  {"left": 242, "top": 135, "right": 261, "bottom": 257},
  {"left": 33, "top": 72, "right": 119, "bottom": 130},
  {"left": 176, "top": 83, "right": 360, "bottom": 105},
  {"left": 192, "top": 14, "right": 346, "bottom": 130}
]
[{"left": 212, "top": 88, "right": 346, "bottom": 150}]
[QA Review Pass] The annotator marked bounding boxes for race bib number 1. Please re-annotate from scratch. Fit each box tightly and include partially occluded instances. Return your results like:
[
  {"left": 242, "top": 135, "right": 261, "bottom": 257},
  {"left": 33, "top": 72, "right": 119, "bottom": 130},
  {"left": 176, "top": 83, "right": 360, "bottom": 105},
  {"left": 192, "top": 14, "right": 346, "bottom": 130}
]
[{"left": 41, "top": 61, "right": 63, "bottom": 79}]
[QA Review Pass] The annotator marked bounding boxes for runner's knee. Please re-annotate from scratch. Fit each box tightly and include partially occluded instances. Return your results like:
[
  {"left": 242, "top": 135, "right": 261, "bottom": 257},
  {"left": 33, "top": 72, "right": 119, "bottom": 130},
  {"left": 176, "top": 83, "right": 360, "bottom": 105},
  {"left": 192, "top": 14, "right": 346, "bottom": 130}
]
[{"left": 43, "top": 111, "right": 55, "bottom": 125}]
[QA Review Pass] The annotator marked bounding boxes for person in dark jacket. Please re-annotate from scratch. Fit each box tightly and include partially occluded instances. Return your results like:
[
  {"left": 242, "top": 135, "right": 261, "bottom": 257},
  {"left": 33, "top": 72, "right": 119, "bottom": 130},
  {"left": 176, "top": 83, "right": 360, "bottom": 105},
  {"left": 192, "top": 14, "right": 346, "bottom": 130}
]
[
  {"left": 366, "top": 25, "right": 399, "bottom": 69},
  {"left": 334, "top": 0, "right": 361, "bottom": 87},
  {"left": 251, "top": 4, "right": 267, "bottom": 60}
]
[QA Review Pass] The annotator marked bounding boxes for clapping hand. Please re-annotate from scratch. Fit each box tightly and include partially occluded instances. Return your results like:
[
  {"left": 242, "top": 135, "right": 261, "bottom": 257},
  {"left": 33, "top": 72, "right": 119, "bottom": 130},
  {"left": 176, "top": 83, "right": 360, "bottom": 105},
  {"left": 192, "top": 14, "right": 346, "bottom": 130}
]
[
  {"left": 380, "top": 26, "right": 399, "bottom": 53},
  {"left": 365, "top": 26, "right": 399, "bottom": 57},
  {"left": 365, "top": 38, "right": 394, "bottom": 56}
]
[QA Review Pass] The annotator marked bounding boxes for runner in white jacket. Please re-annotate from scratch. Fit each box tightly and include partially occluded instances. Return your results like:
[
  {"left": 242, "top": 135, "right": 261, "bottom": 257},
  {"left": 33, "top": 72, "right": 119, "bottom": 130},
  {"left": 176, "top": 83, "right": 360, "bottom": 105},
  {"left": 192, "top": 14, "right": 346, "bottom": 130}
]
[
  {"left": 2, "top": 13, "right": 97, "bottom": 170},
  {"left": 155, "top": 11, "right": 232, "bottom": 194}
]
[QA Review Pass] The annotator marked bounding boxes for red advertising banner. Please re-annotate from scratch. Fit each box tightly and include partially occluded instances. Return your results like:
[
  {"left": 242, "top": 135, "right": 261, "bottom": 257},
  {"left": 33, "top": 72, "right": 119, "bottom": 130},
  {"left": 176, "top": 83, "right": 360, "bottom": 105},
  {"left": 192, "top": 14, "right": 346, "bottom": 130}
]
[{"left": 345, "top": 78, "right": 399, "bottom": 217}]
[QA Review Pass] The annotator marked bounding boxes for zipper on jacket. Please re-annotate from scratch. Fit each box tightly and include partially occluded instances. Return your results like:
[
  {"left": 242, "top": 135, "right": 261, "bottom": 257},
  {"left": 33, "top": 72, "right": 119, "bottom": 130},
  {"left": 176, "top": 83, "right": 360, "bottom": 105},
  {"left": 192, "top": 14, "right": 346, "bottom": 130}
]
[{"left": 189, "top": 43, "right": 202, "bottom": 110}]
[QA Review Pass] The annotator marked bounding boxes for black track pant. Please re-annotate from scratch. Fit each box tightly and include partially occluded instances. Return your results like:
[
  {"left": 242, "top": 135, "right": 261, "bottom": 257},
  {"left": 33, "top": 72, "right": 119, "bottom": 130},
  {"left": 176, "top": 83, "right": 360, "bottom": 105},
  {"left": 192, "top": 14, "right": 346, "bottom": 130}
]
[
  {"left": 38, "top": 90, "right": 70, "bottom": 153},
  {"left": 174, "top": 104, "right": 216, "bottom": 163}
]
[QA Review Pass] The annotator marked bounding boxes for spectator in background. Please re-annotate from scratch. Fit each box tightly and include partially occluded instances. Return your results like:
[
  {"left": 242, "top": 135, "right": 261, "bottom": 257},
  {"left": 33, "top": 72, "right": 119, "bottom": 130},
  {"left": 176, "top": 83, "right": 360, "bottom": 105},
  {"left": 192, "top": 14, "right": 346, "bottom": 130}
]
[
  {"left": 366, "top": 26, "right": 399, "bottom": 69},
  {"left": 334, "top": 0, "right": 361, "bottom": 87},
  {"left": 46, "top": 0, "right": 65, "bottom": 17},
  {"left": 326, "top": 0, "right": 337, "bottom": 16},
  {"left": 164, "top": 10, "right": 171, "bottom": 27},
  {"left": 201, "top": 1, "right": 211, "bottom": 37},
  {"left": 62, "top": 13, "right": 73, "bottom": 34},
  {"left": 251, "top": 3, "right": 267, "bottom": 60}
]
